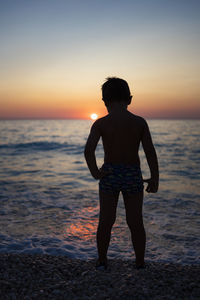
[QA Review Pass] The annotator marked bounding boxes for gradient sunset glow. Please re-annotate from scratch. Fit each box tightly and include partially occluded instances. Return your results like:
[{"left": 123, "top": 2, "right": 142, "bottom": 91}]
[{"left": 0, "top": 0, "right": 199, "bottom": 119}]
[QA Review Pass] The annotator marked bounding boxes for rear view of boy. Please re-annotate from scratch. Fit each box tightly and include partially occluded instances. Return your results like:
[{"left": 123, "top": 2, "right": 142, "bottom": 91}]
[{"left": 84, "top": 77, "right": 159, "bottom": 269}]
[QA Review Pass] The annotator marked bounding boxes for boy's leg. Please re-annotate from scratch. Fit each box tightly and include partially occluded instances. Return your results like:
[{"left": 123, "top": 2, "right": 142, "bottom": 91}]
[
  {"left": 123, "top": 191, "right": 146, "bottom": 266},
  {"left": 97, "top": 190, "right": 119, "bottom": 262}
]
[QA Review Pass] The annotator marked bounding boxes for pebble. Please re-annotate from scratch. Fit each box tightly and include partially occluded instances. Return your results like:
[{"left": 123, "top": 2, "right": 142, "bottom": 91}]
[{"left": 0, "top": 254, "right": 199, "bottom": 299}]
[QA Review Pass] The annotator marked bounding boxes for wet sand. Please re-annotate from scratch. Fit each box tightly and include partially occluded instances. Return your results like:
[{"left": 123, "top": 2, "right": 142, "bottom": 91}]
[{"left": 0, "top": 254, "right": 199, "bottom": 299}]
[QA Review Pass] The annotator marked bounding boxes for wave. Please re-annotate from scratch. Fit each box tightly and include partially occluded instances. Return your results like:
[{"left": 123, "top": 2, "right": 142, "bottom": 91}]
[{"left": 0, "top": 141, "right": 84, "bottom": 155}]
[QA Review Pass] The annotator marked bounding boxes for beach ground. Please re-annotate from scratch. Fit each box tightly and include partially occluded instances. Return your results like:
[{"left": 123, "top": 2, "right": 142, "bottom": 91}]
[{"left": 0, "top": 254, "right": 199, "bottom": 299}]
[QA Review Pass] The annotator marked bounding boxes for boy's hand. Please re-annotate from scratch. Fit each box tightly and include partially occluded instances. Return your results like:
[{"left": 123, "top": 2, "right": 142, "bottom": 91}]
[
  {"left": 143, "top": 178, "right": 158, "bottom": 193},
  {"left": 93, "top": 168, "right": 111, "bottom": 180}
]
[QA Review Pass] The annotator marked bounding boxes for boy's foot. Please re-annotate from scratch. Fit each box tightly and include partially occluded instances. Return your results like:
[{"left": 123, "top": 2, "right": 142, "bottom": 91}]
[
  {"left": 95, "top": 259, "right": 108, "bottom": 270},
  {"left": 136, "top": 263, "right": 146, "bottom": 270}
]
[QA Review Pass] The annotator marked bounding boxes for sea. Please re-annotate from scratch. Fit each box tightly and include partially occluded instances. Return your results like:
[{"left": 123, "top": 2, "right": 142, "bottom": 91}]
[{"left": 0, "top": 119, "right": 199, "bottom": 265}]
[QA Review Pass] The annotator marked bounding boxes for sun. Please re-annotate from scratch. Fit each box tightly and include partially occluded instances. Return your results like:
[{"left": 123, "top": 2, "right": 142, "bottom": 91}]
[{"left": 90, "top": 113, "right": 98, "bottom": 120}]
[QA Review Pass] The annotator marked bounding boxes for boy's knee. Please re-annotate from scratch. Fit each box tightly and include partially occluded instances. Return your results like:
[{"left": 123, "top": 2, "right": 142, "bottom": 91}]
[
  {"left": 126, "top": 217, "right": 143, "bottom": 231},
  {"left": 99, "top": 215, "right": 116, "bottom": 229}
]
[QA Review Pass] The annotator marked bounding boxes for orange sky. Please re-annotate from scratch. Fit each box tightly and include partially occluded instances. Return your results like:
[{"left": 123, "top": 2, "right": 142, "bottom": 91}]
[{"left": 0, "top": 1, "right": 199, "bottom": 119}]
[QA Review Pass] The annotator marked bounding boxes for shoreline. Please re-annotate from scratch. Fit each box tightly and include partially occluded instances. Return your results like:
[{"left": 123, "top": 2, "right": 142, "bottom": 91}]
[{"left": 0, "top": 254, "right": 199, "bottom": 299}]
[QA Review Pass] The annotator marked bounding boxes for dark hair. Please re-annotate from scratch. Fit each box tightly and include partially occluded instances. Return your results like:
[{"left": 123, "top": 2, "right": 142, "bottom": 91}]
[{"left": 102, "top": 77, "right": 132, "bottom": 105}]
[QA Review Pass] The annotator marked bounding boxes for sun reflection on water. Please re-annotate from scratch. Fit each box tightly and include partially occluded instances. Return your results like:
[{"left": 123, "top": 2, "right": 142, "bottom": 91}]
[{"left": 64, "top": 206, "right": 98, "bottom": 241}]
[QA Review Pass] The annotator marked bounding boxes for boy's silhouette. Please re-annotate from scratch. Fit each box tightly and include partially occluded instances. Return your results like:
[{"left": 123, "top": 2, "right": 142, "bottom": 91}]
[{"left": 84, "top": 77, "right": 159, "bottom": 269}]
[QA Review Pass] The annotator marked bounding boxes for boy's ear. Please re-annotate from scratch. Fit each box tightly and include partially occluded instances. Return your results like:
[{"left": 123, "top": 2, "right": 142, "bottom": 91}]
[{"left": 127, "top": 96, "right": 132, "bottom": 105}]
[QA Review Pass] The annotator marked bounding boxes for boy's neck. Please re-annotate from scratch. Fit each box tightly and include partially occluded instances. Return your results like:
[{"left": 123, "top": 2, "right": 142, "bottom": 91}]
[{"left": 107, "top": 102, "right": 128, "bottom": 114}]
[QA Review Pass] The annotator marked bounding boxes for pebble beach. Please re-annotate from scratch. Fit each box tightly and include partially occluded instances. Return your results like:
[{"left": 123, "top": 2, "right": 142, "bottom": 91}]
[{"left": 0, "top": 254, "right": 199, "bottom": 299}]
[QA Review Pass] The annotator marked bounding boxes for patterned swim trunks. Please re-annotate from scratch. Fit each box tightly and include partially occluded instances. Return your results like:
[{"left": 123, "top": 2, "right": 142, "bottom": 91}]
[{"left": 99, "top": 163, "right": 144, "bottom": 195}]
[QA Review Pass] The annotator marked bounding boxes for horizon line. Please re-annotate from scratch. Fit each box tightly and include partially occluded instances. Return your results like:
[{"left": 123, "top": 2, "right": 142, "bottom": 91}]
[{"left": 0, "top": 117, "right": 199, "bottom": 121}]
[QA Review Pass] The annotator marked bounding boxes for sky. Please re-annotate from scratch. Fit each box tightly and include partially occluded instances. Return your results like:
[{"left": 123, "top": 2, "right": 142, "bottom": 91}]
[{"left": 0, "top": 0, "right": 200, "bottom": 119}]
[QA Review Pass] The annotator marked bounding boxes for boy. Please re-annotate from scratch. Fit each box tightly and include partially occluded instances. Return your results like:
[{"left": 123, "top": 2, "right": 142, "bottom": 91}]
[{"left": 84, "top": 77, "right": 159, "bottom": 269}]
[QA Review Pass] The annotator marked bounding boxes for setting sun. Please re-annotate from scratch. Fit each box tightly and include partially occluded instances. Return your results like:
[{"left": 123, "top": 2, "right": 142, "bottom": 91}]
[{"left": 90, "top": 113, "right": 98, "bottom": 120}]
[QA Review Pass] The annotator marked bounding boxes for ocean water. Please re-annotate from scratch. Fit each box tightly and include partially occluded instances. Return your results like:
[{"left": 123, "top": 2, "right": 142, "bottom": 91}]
[{"left": 0, "top": 119, "right": 199, "bottom": 264}]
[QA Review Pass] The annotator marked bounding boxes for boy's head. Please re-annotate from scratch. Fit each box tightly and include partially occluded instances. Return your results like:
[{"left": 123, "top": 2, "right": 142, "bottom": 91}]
[{"left": 102, "top": 77, "right": 132, "bottom": 106}]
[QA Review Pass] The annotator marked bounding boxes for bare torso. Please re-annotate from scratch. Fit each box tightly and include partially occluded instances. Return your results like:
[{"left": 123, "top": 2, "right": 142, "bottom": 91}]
[{"left": 98, "top": 110, "right": 144, "bottom": 165}]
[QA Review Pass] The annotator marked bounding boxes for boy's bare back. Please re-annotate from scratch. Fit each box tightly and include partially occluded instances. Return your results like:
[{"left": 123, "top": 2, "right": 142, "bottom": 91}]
[
  {"left": 96, "top": 110, "right": 145, "bottom": 165},
  {"left": 89, "top": 109, "right": 154, "bottom": 166}
]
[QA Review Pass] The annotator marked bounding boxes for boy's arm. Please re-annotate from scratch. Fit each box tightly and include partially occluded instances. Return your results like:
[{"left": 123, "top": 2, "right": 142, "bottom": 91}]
[
  {"left": 141, "top": 120, "right": 159, "bottom": 193},
  {"left": 84, "top": 121, "right": 102, "bottom": 180}
]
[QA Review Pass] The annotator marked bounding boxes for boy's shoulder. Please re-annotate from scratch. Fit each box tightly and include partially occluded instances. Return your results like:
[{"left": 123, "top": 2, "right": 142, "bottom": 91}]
[
  {"left": 123, "top": 111, "right": 148, "bottom": 128},
  {"left": 97, "top": 115, "right": 109, "bottom": 122},
  {"left": 90, "top": 116, "right": 107, "bottom": 132},
  {"left": 128, "top": 112, "right": 147, "bottom": 124},
  {"left": 92, "top": 115, "right": 109, "bottom": 127}
]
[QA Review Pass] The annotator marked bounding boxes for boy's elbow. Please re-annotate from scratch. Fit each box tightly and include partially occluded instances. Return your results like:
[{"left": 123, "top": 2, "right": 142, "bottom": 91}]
[
  {"left": 84, "top": 148, "right": 89, "bottom": 158},
  {"left": 145, "top": 148, "right": 156, "bottom": 156},
  {"left": 143, "top": 142, "right": 156, "bottom": 154},
  {"left": 84, "top": 147, "right": 94, "bottom": 158},
  {"left": 144, "top": 146, "right": 157, "bottom": 159}
]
